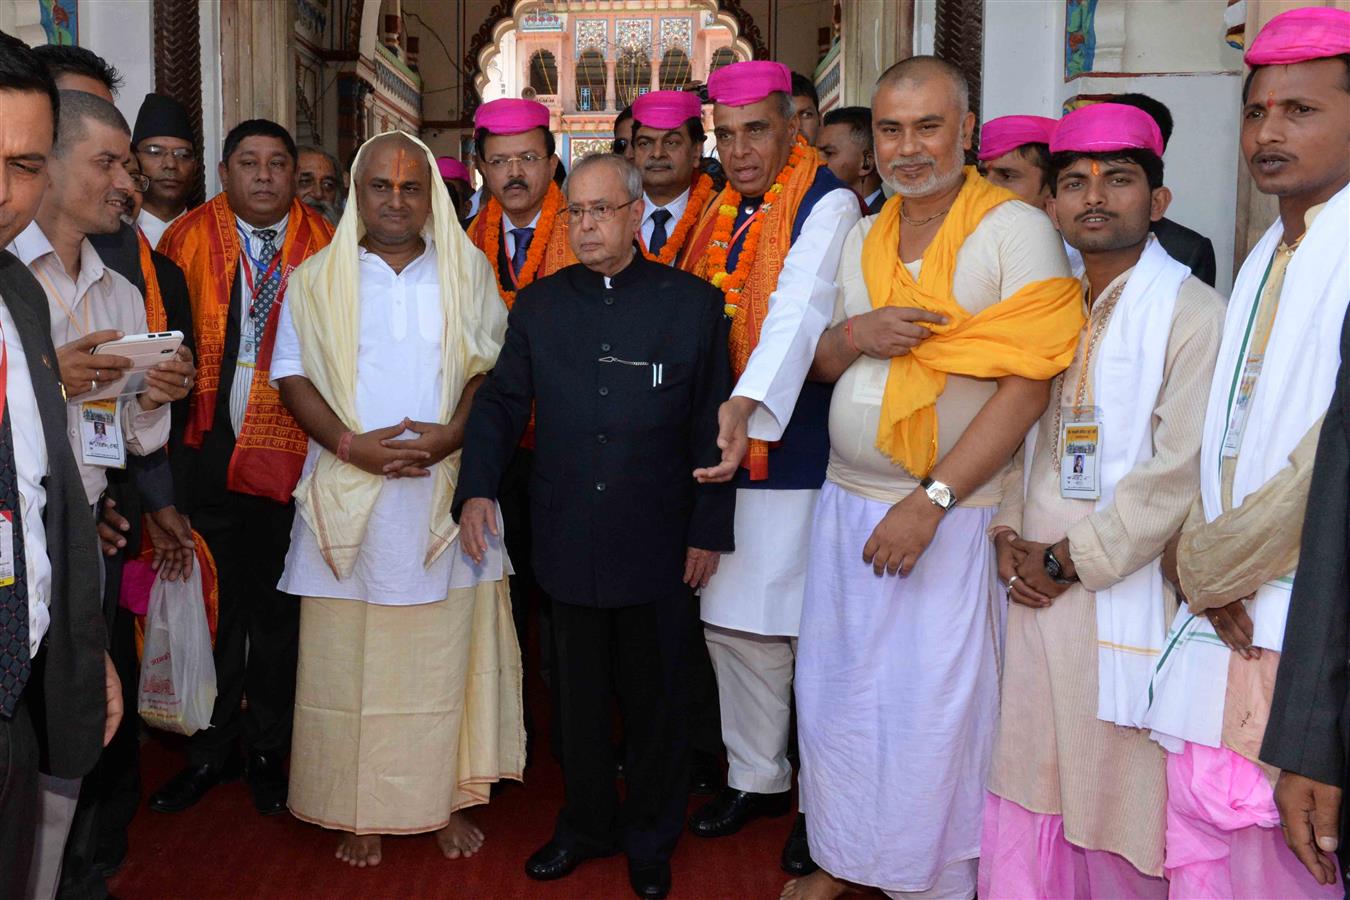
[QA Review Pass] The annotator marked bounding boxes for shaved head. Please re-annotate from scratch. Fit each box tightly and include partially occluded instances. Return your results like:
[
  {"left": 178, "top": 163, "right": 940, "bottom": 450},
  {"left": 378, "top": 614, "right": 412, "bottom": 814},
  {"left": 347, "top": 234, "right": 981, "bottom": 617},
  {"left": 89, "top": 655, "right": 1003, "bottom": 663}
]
[
  {"left": 354, "top": 131, "right": 424, "bottom": 185},
  {"left": 875, "top": 55, "right": 970, "bottom": 114}
]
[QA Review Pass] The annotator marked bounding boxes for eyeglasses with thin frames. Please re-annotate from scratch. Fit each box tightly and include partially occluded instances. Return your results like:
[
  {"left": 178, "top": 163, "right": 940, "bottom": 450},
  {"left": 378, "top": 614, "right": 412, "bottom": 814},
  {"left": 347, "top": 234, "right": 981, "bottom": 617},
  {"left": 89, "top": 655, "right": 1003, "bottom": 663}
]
[
  {"left": 562, "top": 197, "right": 639, "bottom": 224},
  {"left": 139, "top": 144, "right": 195, "bottom": 162},
  {"left": 483, "top": 153, "right": 548, "bottom": 171}
]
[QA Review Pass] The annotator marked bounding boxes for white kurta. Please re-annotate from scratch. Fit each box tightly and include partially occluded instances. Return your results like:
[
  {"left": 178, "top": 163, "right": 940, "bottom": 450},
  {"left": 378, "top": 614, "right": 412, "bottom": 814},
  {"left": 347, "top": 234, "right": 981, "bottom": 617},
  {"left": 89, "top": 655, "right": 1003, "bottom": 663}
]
[
  {"left": 271, "top": 241, "right": 505, "bottom": 605},
  {"left": 699, "top": 185, "right": 859, "bottom": 637}
]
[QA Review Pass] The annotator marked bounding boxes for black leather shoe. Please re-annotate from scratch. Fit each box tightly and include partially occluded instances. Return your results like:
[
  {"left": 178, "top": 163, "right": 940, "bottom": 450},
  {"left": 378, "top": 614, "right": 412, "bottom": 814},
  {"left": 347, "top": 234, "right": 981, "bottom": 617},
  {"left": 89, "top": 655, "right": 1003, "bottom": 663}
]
[
  {"left": 628, "top": 859, "right": 672, "bottom": 899},
  {"left": 689, "top": 751, "right": 720, "bottom": 796},
  {"left": 780, "top": 812, "right": 818, "bottom": 876},
  {"left": 688, "top": 787, "right": 791, "bottom": 837},
  {"left": 148, "top": 756, "right": 243, "bottom": 813},
  {"left": 246, "top": 750, "right": 288, "bottom": 815},
  {"left": 524, "top": 840, "right": 616, "bottom": 881}
]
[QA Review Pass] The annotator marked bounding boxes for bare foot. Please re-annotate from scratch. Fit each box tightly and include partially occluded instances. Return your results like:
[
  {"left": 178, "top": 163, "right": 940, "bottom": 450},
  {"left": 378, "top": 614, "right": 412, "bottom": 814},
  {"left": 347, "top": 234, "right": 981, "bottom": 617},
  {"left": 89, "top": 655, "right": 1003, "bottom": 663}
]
[
  {"left": 335, "top": 832, "right": 382, "bottom": 867},
  {"left": 780, "top": 869, "right": 854, "bottom": 900},
  {"left": 435, "top": 811, "right": 485, "bottom": 859}
]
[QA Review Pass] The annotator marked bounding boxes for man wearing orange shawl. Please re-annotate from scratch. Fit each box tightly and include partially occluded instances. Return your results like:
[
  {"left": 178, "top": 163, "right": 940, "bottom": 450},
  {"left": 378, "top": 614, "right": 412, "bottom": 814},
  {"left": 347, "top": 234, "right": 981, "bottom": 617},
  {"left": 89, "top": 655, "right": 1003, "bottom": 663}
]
[
  {"left": 679, "top": 60, "right": 861, "bottom": 875},
  {"left": 149, "top": 120, "right": 333, "bottom": 819},
  {"left": 789, "top": 57, "right": 1082, "bottom": 900},
  {"left": 464, "top": 97, "right": 575, "bottom": 745}
]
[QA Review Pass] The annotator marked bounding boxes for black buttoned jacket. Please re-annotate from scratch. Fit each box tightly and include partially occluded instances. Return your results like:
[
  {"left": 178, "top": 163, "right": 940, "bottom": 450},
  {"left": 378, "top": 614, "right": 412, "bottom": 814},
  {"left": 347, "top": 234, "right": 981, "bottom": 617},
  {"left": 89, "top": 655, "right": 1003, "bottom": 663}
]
[{"left": 455, "top": 254, "right": 735, "bottom": 608}]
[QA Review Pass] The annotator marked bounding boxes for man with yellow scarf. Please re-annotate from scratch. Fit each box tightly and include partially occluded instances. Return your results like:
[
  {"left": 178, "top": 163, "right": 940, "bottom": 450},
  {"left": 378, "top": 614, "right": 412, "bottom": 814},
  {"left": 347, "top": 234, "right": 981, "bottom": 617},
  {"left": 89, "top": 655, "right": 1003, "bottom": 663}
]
[
  {"left": 788, "top": 57, "right": 1083, "bottom": 900},
  {"left": 271, "top": 132, "right": 524, "bottom": 868}
]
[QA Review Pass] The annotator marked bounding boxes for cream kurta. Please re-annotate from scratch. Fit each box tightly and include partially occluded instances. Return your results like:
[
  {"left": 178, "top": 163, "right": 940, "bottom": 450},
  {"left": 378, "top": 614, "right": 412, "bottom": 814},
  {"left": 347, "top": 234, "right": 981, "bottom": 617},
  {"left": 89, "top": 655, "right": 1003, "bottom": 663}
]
[{"left": 987, "top": 270, "right": 1225, "bottom": 876}]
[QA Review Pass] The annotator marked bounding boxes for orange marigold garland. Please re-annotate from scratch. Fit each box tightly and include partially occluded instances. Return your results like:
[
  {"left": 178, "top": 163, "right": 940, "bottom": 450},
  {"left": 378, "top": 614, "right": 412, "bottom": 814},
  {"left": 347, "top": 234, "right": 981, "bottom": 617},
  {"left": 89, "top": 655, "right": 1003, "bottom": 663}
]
[
  {"left": 482, "top": 183, "right": 565, "bottom": 308},
  {"left": 704, "top": 140, "right": 811, "bottom": 319},
  {"left": 643, "top": 173, "right": 715, "bottom": 266}
]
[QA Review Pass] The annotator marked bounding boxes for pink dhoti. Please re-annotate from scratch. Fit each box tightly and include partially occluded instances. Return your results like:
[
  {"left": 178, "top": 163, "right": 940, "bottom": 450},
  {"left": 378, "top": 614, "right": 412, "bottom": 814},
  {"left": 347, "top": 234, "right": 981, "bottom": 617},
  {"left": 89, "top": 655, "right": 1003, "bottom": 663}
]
[
  {"left": 1165, "top": 742, "right": 1342, "bottom": 899},
  {"left": 979, "top": 792, "right": 1167, "bottom": 899}
]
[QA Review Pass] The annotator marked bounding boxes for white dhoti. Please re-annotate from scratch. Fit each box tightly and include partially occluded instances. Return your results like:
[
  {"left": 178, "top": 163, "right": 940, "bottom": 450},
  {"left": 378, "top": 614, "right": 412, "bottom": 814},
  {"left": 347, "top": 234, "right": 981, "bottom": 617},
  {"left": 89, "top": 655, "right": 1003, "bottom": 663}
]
[
  {"left": 797, "top": 481, "right": 1000, "bottom": 897},
  {"left": 700, "top": 488, "right": 817, "bottom": 794},
  {"left": 287, "top": 579, "right": 525, "bottom": 835}
]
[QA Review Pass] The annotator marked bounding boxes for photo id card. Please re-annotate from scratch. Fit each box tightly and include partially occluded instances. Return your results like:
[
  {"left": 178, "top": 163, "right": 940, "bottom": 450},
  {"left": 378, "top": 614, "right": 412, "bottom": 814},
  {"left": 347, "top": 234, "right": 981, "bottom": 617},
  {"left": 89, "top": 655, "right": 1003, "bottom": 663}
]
[
  {"left": 0, "top": 510, "right": 14, "bottom": 588},
  {"left": 80, "top": 399, "right": 126, "bottom": 469},
  {"left": 1060, "top": 409, "right": 1101, "bottom": 500}
]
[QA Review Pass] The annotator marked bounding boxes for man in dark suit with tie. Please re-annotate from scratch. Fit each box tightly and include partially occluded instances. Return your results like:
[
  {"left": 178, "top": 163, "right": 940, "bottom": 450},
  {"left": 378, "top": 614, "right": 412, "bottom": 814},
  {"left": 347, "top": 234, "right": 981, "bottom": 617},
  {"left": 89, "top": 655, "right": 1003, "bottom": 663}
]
[
  {"left": 0, "top": 35, "right": 117, "bottom": 898},
  {"left": 455, "top": 153, "right": 736, "bottom": 900}
]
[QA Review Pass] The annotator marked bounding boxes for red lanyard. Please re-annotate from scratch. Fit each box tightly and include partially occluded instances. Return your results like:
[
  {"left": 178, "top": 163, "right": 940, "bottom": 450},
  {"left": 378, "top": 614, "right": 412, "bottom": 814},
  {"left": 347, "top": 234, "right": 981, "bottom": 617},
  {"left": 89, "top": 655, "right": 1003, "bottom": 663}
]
[
  {"left": 729, "top": 209, "right": 760, "bottom": 251},
  {"left": 0, "top": 318, "right": 10, "bottom": 424},
  {"left": 236, "top": 226, "right": 285, "bottom": 297}
]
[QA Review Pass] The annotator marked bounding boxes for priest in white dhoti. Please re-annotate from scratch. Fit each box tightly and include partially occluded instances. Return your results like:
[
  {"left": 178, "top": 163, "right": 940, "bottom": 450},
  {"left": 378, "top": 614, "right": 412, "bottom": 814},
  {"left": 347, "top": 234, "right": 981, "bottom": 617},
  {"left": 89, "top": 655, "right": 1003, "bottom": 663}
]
[
  {"left": 979, "top": 102, "right": 1225, "bottom": 899},
  {"left": 270, "top": 131, "right": 524, "bottom": 868},
  {"left": 789, "top": 56, "right": 1083, "bottom": 900},
  {"left": 1145, "top": 9, "right": 1350, "bottom": 897},
  {"left": 677, "top": 60, "right": 861, "bottom": 874}
]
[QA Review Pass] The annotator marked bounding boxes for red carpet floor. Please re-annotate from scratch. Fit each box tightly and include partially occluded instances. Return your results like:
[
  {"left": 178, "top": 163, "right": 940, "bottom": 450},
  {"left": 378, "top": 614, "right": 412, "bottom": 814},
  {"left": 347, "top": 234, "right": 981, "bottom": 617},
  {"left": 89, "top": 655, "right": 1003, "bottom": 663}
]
[{"left": 108, "top": 703, "right": 799, "bottom": 898}]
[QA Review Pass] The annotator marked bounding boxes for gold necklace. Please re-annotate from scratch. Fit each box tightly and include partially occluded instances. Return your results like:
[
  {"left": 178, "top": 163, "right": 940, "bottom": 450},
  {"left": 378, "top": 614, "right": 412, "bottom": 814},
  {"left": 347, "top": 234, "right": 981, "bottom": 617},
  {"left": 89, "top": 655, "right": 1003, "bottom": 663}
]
[
  {"left": 899, "top": 201, "right": 953, "bottom": 227},
  {"left": 1049, "top": 280, "right": 1127, "bottom": 473}
]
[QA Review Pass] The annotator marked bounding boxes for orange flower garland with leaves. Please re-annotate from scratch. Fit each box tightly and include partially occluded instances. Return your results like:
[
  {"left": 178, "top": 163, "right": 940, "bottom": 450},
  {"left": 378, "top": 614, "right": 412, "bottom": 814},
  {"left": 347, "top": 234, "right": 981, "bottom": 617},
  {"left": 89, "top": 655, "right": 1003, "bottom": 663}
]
[
  {"left": 642, "top": 173, "right": 715, "bottom": 266},
  {"left": 704, "top": 140, "right": 810, "bottom": 319},
  {"left": 481, "top": 183, "right": 566, "bottom": 308}
]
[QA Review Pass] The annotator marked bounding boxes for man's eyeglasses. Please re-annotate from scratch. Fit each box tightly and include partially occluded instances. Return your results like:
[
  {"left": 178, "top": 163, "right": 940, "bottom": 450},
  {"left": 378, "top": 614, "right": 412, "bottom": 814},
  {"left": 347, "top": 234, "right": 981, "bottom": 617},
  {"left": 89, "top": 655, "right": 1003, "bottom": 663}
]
[
  {"left": 139, "top": 144, "right": 195, "bottom": 162},
  {"left": 562, "top": 197, "right": 638, "bottom": 224},
  {"left": 126, "top": 173, "right": 151, "bottom": 193},
  {"left": 611, "top": 138, "right": 629, "bottom": 154},
  {"left": 484, "top": 153, "right": 547, "bottom": 170}
]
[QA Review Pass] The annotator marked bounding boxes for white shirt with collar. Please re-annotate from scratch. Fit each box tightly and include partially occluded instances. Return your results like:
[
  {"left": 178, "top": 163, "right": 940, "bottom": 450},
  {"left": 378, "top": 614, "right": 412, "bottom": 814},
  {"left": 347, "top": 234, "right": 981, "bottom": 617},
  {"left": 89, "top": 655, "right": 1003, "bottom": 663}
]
[
  {"left": 0, "top": 297, "right": 52, "bottom": 656},
  {"left": 9, "top": 221, "right": 170, "bottom": 505},
  {"left": 230, "top": 213, "right": 290, "bottom": 437},
  {"left": 270, "top": 239, "right": 505, "bottom": 604},
  {"left": 640, "top": 185, "right": 692, "bottom": 251},
  {"left": 137, "top": 208, "right": 181, "bottom": 250}
]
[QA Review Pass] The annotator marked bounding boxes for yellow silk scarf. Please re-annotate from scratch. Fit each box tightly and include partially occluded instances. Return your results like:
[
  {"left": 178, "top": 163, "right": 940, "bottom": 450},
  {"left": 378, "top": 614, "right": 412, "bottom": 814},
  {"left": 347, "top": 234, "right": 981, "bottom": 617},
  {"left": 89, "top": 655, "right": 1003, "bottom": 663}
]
[
  {"left": 862, "top": 167, "right": 1084, "bottom": 476},
  {"left": 286, "top": 132, "right": 507, "bottom": 579}
]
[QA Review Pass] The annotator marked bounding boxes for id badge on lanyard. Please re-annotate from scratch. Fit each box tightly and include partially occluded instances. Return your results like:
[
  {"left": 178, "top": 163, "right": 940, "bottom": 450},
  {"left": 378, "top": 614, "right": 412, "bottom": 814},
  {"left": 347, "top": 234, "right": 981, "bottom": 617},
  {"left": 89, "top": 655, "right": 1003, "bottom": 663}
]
[
  {"left": 1222, "top": 356, "right": 1262, "bottom": 459},
  {"left": 80, "top": 398, "right": 126, "bottom": 468},
  {"left": 1060, "top": 406, "right": 1102, "bottom": 500}
]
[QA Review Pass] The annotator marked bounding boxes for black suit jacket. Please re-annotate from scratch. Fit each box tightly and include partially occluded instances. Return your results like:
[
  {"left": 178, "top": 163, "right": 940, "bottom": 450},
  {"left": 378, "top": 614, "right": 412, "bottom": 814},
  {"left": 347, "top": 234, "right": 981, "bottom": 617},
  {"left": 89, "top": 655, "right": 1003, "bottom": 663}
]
[
  {"left": 1261, "top": 305, "right": 1350, "bottom": 878},
  {"left": 455, "top": 255, "right": 735, "bottom": 608},
  {"left": 0, "top": 251, "right": 105, "bottom": 780},
  {"left": 1151, "top": 216, "right": 1216, "bottom": 287}
]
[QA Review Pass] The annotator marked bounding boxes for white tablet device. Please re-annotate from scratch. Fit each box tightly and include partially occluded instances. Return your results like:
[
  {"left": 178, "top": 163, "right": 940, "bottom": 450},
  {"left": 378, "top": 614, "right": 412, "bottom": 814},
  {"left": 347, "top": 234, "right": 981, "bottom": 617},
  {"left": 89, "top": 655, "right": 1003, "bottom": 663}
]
[{"left": 86, "top": 331, "right": 185, "bottom": 401}]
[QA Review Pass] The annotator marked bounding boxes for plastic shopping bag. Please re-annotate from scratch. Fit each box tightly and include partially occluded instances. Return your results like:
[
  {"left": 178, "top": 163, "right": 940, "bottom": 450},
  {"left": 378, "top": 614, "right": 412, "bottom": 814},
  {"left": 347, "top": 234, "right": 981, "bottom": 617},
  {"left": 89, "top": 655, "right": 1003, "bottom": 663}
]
[{"left": 137, "top": 564, "right": 217, "bottom": 735}]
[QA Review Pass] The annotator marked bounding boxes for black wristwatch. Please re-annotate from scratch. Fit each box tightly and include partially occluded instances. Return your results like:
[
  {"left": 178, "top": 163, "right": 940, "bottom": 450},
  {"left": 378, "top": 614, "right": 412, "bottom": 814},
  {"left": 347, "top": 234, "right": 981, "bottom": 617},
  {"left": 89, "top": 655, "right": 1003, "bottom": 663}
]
[{"left": 1044, "top": 545, "right": 1078, "bottom": 585}]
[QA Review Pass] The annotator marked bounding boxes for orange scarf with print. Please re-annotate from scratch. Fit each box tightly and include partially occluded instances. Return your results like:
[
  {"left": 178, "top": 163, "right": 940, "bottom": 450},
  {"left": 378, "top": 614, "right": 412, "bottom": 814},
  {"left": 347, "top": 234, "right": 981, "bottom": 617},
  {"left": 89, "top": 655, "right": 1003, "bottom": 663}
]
[
  {"left": 863, "top": 168, "right": 1084, "bottom": 476},
  {"left": 682, "top": 144, "right": 823, "bottom": 479},
  {"left": 158, "top": 193, "right": 334, "bottom": 503},
  {"left": 136, "top": 227, "right": 168, "bottom": 332}
]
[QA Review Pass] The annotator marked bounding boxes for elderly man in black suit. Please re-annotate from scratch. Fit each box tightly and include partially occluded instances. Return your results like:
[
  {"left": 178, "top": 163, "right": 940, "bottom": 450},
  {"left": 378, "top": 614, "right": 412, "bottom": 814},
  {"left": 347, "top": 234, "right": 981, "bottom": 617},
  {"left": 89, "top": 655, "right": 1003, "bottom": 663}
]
[
  {"left": 0, "top": 34, "right": 118, "bottom": 899},
  {"left": 455, "top": 152, "right": 736, "bottom": 900}
]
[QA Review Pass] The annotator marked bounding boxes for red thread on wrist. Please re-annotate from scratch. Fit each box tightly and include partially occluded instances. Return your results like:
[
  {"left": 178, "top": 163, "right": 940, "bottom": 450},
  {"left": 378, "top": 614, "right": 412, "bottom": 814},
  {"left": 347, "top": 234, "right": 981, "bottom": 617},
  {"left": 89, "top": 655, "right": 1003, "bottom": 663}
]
[
  {"left": 336, "top": 430, "right": 355, "bottom": 463},
  {"left": 845, "top": 316, "right": 860, "bottom": 354}
]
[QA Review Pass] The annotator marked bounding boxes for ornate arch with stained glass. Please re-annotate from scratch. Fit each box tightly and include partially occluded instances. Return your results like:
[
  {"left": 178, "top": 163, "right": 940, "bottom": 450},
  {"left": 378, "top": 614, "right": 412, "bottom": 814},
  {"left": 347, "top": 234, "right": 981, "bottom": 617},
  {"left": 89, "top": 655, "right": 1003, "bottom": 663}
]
[{"left": 474, "top": 0, "right": 757, "bottom": 166}]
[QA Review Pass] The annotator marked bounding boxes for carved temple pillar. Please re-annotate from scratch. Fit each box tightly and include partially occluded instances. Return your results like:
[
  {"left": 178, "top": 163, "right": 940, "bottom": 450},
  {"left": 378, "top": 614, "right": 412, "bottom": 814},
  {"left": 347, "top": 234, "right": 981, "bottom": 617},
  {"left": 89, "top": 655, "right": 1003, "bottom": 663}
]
[
  {"left": 219, "top": 0, "right": 295, "bottom": 134},
  {"left": 839, "top": 0, "right": 913, "bottom": 106}
]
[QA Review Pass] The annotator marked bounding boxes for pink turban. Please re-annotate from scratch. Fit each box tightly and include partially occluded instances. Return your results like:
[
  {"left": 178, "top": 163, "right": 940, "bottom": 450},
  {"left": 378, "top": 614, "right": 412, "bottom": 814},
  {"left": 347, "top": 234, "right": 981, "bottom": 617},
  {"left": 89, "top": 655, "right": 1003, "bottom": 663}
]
[
  {"left": 978, "top": 115, "right": 1058, "bottom": 161},
  {"left": 473, "top": 98, "right": 550, "bottom": 135},
  {"left": 707, "top": 60, "right": 792, "bottom": 108},
  {"left": 1245, "top": 7, "right": 1350, "bottom": 66},
  {"left": 436, "top": 157, "right": 470, "bottom": 182},
  {"left": 1050, "top": 102, "right": 1164, "bottom": 158},
  {"left": 632, "top": 91, "right": 703, "bottom": 130}
]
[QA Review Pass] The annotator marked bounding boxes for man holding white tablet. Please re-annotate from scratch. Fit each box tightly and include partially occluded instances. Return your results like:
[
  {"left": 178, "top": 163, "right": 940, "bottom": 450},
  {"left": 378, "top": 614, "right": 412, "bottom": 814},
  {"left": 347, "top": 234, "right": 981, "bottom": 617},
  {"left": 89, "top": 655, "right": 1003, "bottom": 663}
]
[{"left": 8, "top": 90, "right": 194, "bottom": 513}]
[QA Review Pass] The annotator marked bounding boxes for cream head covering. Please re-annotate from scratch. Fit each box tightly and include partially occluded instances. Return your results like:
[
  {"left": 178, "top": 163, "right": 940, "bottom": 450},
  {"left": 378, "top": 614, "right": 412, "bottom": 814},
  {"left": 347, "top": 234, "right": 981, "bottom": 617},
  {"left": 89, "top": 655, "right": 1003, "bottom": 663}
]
[{"left": 285, "top": 130, "right": 507, "bottom": 578}]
